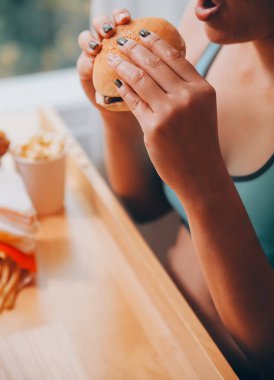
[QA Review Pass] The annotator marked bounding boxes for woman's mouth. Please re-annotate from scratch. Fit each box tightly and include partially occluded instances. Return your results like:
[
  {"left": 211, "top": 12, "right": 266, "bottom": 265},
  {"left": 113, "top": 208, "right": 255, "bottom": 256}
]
[{"left": 195, "top": 0, "right": 222, "bottom": 21}]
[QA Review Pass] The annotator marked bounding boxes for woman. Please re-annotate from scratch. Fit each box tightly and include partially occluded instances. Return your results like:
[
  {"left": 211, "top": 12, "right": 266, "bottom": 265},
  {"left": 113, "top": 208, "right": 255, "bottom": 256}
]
[{"left": 77, "top": 1, "right": 274, "bottom": 378}]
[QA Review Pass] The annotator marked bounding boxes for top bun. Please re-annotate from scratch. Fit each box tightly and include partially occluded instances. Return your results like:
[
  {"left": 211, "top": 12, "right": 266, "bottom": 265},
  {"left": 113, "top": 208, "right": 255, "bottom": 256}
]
[{"left": 93, "top": 17, "right": 183, "bottom": 112}]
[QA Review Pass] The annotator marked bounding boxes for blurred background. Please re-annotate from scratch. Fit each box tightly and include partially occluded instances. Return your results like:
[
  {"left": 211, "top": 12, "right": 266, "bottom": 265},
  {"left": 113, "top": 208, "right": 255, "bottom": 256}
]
[
  {"left": 0, "top": 0, "right": 90, "bottom": 78},
  {"left": 0, "top": 0, "right": 188, "bottom": 79},
  {"left": 0, "top": 0, "right": 190, "bottom": 261}
]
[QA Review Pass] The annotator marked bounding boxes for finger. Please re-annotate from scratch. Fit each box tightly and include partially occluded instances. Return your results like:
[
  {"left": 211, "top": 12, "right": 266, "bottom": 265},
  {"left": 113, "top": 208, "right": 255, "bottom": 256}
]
[
  {"left": 113, "top": 79, "right": 151, "bottom": 124},
  {"left": 117, "top": 37, "right": 182, "bottom": 93},
  {"left": 139, "top": 30, "right": 201, "bottom": 82},
  {"left": 113, "top": 8, "right": 131, "bottom": 25},
  {"left": 77, "top": 51, "right": 94, "bottom": 81},
  {"left": 78, "top": 31, "right": 101, "bottom": 56},
  {"left": 92, "top": 15, "right": 115, "bottom": 39},
  {"left": 107, "top": 52, "right": 165, "bottom": 111}
]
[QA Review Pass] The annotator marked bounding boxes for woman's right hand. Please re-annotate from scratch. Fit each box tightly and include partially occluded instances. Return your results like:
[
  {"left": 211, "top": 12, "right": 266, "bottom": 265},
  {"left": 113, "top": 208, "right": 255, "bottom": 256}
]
[{"left": 77, "top": 8, "right": 131, "bottom": 116}]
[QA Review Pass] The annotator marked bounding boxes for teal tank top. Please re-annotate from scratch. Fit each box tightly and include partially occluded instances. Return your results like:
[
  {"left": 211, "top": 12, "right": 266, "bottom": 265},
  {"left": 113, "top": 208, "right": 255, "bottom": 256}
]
[{"left": 163, "top": 43, "right": 274, "bottom": 268}]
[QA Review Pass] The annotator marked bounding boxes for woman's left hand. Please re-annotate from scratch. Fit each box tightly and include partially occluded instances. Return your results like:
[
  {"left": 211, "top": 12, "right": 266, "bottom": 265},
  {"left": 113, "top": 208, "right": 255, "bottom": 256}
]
[{"left": 107, "top": 31, "right": 223, "bottom": 198}]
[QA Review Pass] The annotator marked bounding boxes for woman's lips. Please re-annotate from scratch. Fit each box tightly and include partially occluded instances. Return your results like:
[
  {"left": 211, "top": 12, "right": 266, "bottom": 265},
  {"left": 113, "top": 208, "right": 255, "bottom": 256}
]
[{"left": 195, "top": 0, "right": 222, "bottom": 21}]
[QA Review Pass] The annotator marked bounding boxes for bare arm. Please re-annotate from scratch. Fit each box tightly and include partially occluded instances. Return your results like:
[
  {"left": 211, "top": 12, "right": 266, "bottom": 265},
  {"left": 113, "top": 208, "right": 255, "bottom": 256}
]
[
  {"left": 102, "top": 112, "right": 171, "bottom": 222},
  {"left": 179, "top": 161, "right": 274, "bottom": 377},
  {"left": 178, "top": 3, "right": 274, "bottom": 374},
  {"left": 178, "top": 5, "right": 274, "bottom": 373}
]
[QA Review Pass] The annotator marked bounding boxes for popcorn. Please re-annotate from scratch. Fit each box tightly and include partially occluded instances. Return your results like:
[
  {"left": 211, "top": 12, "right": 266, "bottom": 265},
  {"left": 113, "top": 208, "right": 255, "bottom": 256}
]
[{"left": 13, "top": 132, "right": 65, "bottom": 161}]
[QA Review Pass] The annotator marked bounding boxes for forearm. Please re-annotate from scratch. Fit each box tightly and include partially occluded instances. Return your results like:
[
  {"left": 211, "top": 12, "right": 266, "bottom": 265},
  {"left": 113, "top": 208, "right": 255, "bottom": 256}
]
[
  {"left": 177, "top": 158, "right": 274, "bottom": 366},
  {"left": 102, "top": 113, "right": 171, "bottom": 221}
]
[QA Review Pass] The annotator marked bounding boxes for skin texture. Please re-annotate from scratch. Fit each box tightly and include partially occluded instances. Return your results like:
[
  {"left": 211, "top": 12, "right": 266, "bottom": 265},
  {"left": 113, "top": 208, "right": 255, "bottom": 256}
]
[{"left": 77, "top": 3, "right": 274, "bottom": 378}]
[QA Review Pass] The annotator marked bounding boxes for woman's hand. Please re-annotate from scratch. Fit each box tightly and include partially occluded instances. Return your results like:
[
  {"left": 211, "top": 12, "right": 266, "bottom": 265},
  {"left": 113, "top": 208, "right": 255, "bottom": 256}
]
[
  {"left": 108, "top": 31, "right": 223, "bottom": 198},
  {"left": 77, "top": 9, "right": 131, "bottom": 116},
  {"left": 77, "top": 12, "right": 171, "bottom": 222}
]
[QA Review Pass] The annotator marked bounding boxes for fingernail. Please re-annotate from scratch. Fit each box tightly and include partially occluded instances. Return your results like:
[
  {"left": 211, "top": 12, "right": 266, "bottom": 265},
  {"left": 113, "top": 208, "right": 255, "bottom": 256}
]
[
  {"left": 102, "top": 23, "right": 113, "bottom": 34},
  {"left": 117, "top": 12, "right": 129, "bottom": 22},
  {"left": 139, "top": 29, "right": 151, "bottom": 38},
  {"left": 107, "top": 52, "right": 117, "bottom": 62},
  {"left": 117, "top": 37, "right": 128, "bottom": 46},
  {"left": 88, "top": 41, "right": 99, "bottom": 50},
  {"left": 114, "top": 79, "right": 123, "bottom": 88}
]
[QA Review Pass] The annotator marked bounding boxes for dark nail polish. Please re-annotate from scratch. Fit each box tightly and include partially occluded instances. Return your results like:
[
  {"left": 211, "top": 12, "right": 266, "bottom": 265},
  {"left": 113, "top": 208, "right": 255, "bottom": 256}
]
[
  {"left": 139, "top": 29, "right": 151, "bottom": 38},
  {"left": 102, "top": 23, "right": 113, "bottom": 33},
  {"left": 88, "top": 41, "right": 99, "bottom": 50},
  {"left": 114, "top": 79, "right": 123, "bottom": 88},
  {"left": 117, "top": 37, "right": 128, "bottom": 46}
]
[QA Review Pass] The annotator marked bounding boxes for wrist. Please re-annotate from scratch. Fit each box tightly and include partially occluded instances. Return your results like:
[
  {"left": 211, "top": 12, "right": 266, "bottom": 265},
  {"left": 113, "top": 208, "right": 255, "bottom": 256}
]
[
  {"left": 102, "top": 111, "right": 144, "bottom": 143},
  {"left": 101, "top": 110, "right": 134, "bottom": 128},
  {"left": 175, "top": 153, "right": 232, "bottom": 210}
]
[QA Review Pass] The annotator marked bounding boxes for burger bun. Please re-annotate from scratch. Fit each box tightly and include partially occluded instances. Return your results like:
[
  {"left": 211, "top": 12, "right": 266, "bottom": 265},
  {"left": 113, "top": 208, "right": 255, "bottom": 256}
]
[{"left": 93, "top": 17, "right": 184, "bottom": 112}]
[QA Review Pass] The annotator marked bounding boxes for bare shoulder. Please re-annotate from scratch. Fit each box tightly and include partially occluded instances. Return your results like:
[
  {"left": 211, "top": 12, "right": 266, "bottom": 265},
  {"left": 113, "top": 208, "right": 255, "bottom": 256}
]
[{"left": 178, "top": 0, "right": 209, "bottom": 65}]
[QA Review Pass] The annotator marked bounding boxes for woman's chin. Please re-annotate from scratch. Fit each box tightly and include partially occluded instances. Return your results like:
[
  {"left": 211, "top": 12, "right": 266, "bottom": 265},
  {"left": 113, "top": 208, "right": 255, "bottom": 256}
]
[
  {"left": 203, "top": 25, "right": 236, "bottom": 45},
  {"left": 203, "top": 23, "right": 259, "bottom": 45}
]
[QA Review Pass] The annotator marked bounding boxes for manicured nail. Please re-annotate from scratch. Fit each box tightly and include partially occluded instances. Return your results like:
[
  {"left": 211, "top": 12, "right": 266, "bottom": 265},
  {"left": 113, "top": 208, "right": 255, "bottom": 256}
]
[
  {"left": 117, "top": 12, "right": 129, "bottom": 22},
  {"left": 88, "top": 41, "right": 99, "bottom": 50},
  {"left": 139, "top": 29, "right": 151, "bottom": 38},
  {"left": 117, "top": 37, "right": 128, "bottom": 46},
  {"left": 102, "top": 23, "right": 113, "bottom": 33},
  {"left": 114, "top": 79, "right": 123, "bottom": 88}
]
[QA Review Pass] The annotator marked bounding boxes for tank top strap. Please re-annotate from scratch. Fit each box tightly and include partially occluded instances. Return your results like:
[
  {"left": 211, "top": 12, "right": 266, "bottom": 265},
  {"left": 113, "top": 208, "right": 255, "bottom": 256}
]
[{"left": 195, "top": 43, "right": 221, "bottom": 77}]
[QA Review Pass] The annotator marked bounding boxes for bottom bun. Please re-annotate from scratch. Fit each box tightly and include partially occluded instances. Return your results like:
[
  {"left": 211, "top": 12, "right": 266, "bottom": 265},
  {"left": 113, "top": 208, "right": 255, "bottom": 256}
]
[{"left": 95, "top": 92, "right": 129, "bottom": 112}]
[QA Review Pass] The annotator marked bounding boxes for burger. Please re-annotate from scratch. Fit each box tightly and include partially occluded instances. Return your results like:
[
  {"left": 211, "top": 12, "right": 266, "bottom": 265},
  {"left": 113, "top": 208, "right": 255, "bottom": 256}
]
[{"left": 93, "top": 17, "right": 184, "bottom": 112}]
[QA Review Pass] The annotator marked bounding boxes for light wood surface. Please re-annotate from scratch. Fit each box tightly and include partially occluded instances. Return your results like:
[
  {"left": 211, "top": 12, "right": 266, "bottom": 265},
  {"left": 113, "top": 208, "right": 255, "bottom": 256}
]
[{"left": 0, "top": 108, "right": 237, "bottom": 379}]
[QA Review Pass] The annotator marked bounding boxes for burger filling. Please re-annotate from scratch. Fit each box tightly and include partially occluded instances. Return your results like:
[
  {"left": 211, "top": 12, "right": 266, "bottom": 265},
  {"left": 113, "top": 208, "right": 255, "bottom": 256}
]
[{"left": 104, "top": 96, "right": 123, "bottom": 105}]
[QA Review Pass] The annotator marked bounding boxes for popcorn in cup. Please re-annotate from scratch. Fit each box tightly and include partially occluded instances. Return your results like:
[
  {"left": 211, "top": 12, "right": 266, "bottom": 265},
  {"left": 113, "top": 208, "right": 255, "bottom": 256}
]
[{"left": 12, "top": 132, "right": 66, "bottom": 216}]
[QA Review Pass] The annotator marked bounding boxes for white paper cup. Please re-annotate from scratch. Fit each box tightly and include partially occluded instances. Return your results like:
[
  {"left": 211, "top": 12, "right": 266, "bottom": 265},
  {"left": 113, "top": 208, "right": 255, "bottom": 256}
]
[{"left": 14, "top": 153, "right": 66, "bottom": 216}]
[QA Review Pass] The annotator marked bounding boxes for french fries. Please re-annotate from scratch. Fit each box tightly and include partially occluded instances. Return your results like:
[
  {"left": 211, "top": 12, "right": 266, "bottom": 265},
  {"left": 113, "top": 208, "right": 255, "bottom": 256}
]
[
  {"left": 0, "top": 259, "right": 10, "bottom": 292},
  {"left": 0, "top": 255, "right": 33, "bottom": 313},
  {"left": 0, "top": 265, "right": 21, "bottom": 312},
  {"left": 4, "top": 287, "right": 18, "bottom": 310}
]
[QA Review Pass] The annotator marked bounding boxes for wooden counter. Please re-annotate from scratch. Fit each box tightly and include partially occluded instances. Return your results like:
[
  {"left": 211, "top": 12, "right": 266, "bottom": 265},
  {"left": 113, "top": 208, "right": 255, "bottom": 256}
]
[{"left": 0, "top": 108, "right": 237, "bottom": 379}]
